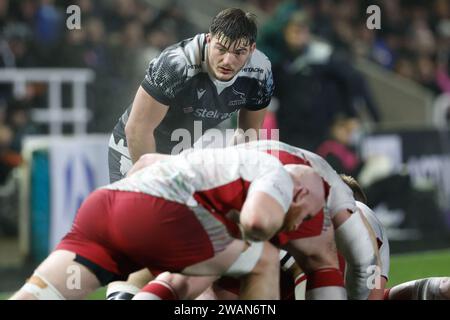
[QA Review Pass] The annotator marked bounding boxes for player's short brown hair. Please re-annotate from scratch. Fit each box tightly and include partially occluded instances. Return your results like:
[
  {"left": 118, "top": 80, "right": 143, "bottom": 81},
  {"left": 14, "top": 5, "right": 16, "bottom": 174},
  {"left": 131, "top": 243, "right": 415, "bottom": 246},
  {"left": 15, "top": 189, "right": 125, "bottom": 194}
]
[
  {"left": 209, "top": 8, "right": 257, "bottom": 48},
  {"left": 340, "top": 174, "right": 368, "bottom": 204}
]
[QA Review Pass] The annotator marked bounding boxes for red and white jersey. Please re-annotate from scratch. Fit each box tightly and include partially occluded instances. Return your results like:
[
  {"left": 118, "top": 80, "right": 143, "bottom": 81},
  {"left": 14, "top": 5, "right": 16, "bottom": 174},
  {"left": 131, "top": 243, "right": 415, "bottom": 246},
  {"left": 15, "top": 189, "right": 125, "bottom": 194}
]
[
  {"left": 235, "top": 140, "right": 357, "bottom": 217},
  {"left": 356, "top": 201, "right": 390, "bottom": 279},
  {"left": 104, "top": 147, "right": 293, "bottom": 234}
]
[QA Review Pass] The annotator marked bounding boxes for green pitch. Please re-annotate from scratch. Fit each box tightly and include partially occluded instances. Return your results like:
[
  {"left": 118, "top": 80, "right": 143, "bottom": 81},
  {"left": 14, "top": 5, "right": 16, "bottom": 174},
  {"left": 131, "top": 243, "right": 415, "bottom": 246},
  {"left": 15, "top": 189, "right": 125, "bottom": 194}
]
[
  {"left": 2, "top": 249, "right": 450, "bottom": 300},
  {"left": 388, "top": 249, "right": 450, "bottom": 286}
]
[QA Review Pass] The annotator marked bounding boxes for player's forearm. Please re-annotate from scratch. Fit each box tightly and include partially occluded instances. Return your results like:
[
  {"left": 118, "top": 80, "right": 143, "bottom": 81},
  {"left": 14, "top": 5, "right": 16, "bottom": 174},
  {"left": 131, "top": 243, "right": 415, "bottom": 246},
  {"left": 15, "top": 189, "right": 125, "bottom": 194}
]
[
  {"left": 125, "top": 86, "right": 168, "bottom": 163},
  {"left": 229, "top": 108, "right": 267, "bottom": 146},
  {"left": 126, "top": 130, "right": 157, "bottom": 164}
]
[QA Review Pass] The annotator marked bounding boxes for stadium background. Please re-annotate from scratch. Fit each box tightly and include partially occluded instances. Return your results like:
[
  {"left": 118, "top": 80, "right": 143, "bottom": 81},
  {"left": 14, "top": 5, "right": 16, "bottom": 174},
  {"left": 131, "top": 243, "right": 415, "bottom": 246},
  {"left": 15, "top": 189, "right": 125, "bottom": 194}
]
[{"left": 0, "top": 0, "right": 450, "bottom": 298}]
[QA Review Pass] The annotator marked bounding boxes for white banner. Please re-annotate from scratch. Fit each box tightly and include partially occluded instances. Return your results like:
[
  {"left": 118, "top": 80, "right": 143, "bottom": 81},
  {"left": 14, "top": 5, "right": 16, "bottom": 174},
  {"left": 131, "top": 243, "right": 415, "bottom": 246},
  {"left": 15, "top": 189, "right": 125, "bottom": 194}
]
[{"left": 49, "top": 135, "right": 110, "bottom": 250}]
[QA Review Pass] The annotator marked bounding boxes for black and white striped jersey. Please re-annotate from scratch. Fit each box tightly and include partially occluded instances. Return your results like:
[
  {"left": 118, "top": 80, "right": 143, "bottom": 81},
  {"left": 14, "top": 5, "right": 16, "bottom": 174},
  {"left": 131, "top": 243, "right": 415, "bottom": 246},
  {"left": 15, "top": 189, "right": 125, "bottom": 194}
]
[{"left": 112, "top": 33, "right": 274, "bottom": 155}]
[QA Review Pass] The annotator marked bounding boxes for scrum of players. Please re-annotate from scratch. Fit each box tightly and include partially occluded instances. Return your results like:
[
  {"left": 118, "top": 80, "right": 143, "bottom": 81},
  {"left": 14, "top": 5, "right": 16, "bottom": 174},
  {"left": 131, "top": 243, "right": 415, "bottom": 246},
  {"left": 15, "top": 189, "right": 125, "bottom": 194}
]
[
  {"left": 5, "top": 7, "right": 448, "bottom": 301},
  {"left": 9, "top": 140, "right": 450, "bottom": 300}
]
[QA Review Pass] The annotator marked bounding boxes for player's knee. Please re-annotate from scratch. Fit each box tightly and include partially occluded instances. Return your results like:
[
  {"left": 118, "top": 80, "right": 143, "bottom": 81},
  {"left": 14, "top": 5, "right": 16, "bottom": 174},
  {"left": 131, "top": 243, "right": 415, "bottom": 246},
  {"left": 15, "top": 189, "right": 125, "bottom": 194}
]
[{"left": 12, "top": 272, "right": 65, "bottom": 300}]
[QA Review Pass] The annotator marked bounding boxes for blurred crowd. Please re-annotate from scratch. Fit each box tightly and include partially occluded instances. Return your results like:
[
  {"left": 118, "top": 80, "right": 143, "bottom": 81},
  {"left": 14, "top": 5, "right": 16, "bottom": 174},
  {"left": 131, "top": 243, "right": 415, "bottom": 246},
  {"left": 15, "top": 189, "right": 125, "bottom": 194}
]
[
  {"left": 260, "top": 0, "right": 450, "bottom": 94},
  {"left": 0, "top": 0, "right": 447, "bottom": 134},
  {"left": 0, "top": 0, "right": 201, "bottom": 133},
  {"left": 0, "top": 0, "right": 202, "bottom": 187},
  {"left": 0, "top": 0, "right": 203, "bottom": 236},
  {"left": 257, "top": 0, "right": 448, "bottom": 237},
  {"left": 258, "top": 0, "right": 450, "bottom": 168}
]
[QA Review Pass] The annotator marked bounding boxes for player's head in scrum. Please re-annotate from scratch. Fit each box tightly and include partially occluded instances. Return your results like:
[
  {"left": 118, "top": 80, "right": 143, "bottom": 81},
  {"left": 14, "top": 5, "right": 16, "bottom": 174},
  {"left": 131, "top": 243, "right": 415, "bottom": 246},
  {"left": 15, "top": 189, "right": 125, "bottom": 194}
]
[
  {"left": 281, "top": 164, "right": 327, "bottom": 233},
  {"left": 206, "top": 8, "right": 257, "bottom": 81}
]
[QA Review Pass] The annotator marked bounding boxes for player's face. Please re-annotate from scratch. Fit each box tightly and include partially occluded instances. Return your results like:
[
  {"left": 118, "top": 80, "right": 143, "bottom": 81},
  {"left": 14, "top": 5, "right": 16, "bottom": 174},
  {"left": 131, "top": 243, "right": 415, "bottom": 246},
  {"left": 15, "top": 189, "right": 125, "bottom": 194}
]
[{"left": 207, "top": 34, "right": 256, "bottom": 81}]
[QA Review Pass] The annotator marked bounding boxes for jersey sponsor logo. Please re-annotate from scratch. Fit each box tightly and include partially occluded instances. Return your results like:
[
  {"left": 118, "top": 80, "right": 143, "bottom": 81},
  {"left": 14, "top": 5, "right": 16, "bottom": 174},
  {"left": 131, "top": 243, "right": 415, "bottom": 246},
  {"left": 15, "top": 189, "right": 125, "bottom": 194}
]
[
  {"left": 229, "top": 87, "right": 247, "bottom": 106},
  {"left": 241, "top": 67, "right": 264, "bottom": 74},
  {"left": 232, "top": 87, "right": 245, "bottom": 99},
  {"left": 229, "top": 100, "right": 246, "bottom": 106},
  {"left": 197, "top": 88, "right": 206, "bottom": 100},
  {"left": 187, "top": 64, "right": 201, "bottom": 70},
  {"left": 194, "top": 108, "right": 238, "bottom": 120}
]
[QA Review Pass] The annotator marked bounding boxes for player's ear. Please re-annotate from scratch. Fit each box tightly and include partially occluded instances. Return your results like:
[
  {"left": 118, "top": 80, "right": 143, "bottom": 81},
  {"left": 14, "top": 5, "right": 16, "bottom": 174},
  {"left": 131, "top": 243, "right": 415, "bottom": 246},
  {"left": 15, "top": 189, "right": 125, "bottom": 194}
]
[
  {"left": 292, "top": 187, "right": 307, "bottom": 204},
  {"left": 297, "top": 187, "right": 309, "bottom": 198},
  {"left": 206, "top": 33, "right": 212, "bottom": 43}
]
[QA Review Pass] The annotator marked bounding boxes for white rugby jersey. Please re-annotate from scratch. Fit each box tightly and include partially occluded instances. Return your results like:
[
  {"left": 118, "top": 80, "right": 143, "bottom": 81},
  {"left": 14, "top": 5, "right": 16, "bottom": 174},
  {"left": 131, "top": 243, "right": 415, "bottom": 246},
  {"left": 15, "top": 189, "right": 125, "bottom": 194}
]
[
  {"left": 356, "top": 201, "right": 390, "bottom": 279},
  {"left": 235, "top": 140, "right": 357, "bottom": 216},
  {"left": 104, "top": 147, "right": 293, "bottom": 234}
]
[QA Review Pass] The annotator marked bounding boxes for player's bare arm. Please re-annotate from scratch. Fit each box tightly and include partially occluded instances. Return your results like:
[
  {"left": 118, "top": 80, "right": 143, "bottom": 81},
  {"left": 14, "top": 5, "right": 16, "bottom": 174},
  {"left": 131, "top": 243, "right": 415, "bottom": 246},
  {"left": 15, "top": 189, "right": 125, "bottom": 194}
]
[
  {"left": 125, "top": 86, "right": 169, "bottom": 163},
  {"left": 232, "top": 107, "right": 268, "bottom": 145}
]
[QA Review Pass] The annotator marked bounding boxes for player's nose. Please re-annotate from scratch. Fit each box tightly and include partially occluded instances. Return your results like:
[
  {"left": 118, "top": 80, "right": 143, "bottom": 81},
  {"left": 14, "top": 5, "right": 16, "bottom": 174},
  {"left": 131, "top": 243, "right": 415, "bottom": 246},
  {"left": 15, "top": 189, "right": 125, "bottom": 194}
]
[{"left": 222, "top": 52, "right": 234, "bottom": 65}]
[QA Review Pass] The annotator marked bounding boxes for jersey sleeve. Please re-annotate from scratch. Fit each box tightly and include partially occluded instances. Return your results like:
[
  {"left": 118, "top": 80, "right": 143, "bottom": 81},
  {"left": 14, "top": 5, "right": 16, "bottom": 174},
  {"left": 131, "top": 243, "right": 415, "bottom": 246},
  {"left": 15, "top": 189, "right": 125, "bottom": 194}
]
[
  {"left": 245, "top": 63, "right": 275, "bottom": 111},
  {"left": 247, "top": 166, "right": 293, "bottom": 213},
  {"left": 141, "top": 46, "right": 188, "bottom": 106}
]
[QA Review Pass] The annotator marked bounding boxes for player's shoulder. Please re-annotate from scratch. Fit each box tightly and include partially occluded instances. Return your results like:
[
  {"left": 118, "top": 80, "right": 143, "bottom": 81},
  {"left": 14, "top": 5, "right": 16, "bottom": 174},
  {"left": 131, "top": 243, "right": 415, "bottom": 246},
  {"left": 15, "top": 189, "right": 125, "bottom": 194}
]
[
  {"left": 238, "top": 48, "right": 272, "bottom": 81},
  {"left": 356, "top": 201, "right": 382, "bottom": 227},
  {"left": 151, "top": 33, "right": 205, "bottom": 74},
  {"left": 143, "top": 34, "right": 205, "bottom": 102},
  {"left": 356, "top": 201, "right": 373, "bottom": 215},
  {"left": 356, "top": 201, "right": 388, "bottom": 239}
]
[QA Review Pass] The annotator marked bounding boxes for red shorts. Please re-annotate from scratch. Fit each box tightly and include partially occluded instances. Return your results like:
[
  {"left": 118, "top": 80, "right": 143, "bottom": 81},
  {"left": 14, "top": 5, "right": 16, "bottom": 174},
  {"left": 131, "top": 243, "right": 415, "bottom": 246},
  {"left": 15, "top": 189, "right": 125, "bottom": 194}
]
[
  {"left": 57, "top": 189, "right": 222, "bottom": 279},
  {"left": 272, "top": 211, "right": 325, "bottom": 246}
]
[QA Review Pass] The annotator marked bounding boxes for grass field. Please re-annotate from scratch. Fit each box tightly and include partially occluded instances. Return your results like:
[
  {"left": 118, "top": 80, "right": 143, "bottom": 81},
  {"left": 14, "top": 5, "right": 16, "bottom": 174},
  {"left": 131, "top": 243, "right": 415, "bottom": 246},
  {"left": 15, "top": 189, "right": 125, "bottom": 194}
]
[
  {"left": 2, "top": 249, "right": 450, "bottom": 300},
  {"left": 388, "top": 249, "right": 450, "bottom": 286}
]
